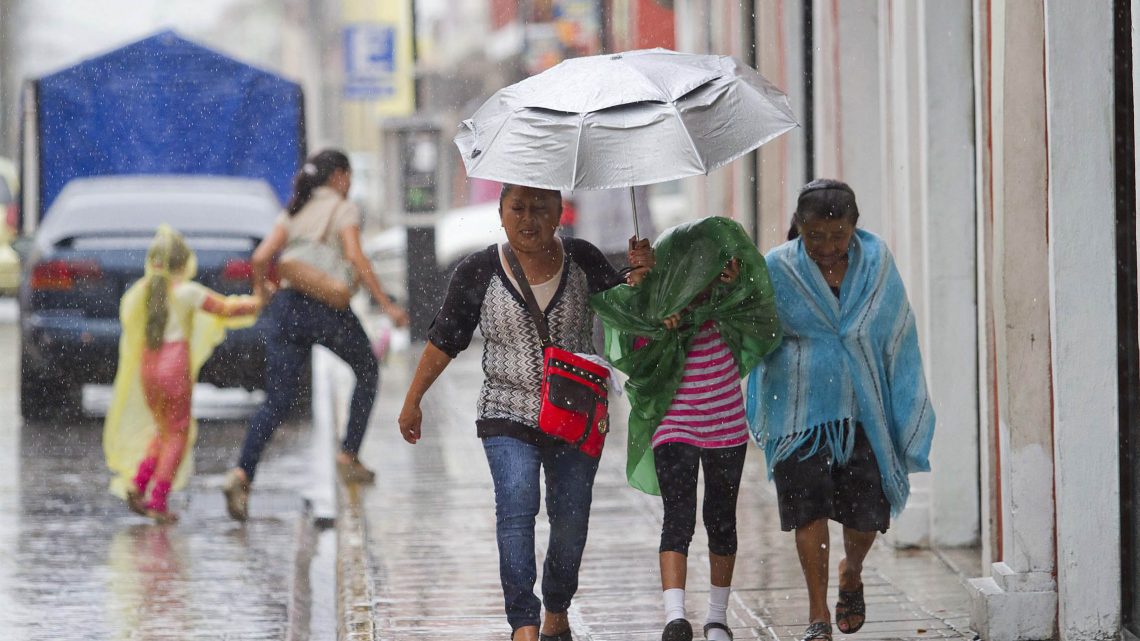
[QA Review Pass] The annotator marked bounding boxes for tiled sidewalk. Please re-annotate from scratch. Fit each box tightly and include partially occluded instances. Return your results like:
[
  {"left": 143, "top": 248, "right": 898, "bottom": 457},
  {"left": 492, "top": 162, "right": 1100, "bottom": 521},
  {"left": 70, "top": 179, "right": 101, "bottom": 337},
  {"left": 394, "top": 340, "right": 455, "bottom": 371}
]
[{"left": 342, "top": 343, "right": 978, "bottom": 641}]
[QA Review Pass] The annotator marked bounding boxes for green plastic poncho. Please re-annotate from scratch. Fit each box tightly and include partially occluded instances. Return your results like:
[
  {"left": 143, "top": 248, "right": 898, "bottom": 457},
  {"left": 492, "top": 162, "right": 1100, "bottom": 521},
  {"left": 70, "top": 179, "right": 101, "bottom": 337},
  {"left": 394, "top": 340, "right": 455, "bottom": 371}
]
[{"left": 590, "top": 216, "right": 782, "bottom": 494}]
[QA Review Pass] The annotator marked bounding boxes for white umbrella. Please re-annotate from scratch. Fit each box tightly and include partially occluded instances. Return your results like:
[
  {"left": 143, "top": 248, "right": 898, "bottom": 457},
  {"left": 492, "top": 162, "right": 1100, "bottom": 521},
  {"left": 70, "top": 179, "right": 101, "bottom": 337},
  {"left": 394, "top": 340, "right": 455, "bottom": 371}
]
[{"left": 454, "top": 48, "right": 799, "bottom": 237}]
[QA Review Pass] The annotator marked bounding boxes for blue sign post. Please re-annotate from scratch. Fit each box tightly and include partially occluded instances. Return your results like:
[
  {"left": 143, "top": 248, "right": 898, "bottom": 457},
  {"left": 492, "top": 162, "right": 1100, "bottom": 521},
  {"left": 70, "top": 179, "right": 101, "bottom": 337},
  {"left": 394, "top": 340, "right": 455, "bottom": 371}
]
[{"left": 343, "top": 24, "right": 397, "bottom": 100}]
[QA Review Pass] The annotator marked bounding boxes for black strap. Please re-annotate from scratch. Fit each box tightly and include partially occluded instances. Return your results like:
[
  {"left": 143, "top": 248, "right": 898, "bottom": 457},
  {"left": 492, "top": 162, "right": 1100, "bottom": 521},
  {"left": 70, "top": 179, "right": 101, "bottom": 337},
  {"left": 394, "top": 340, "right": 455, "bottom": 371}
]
[{"left": 502, "top": 244, "right": 553, "bottom": 348}]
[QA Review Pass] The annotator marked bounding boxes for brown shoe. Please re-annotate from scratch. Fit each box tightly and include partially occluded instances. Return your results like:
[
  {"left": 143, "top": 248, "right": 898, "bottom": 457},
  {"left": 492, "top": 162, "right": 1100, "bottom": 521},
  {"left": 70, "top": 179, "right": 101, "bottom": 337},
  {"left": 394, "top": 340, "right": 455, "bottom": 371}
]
[
  {"left": 126, "top": 487, "right": 148, "bottom": 517},
  {"left": 146, "top": 509, "right": 179, "bottom": 525},
  {"left": 336, "top": 456, "right": 376, "bottom": 484},
  {"left": 222, "top": 469, "right": 250, "bottom": 521}
]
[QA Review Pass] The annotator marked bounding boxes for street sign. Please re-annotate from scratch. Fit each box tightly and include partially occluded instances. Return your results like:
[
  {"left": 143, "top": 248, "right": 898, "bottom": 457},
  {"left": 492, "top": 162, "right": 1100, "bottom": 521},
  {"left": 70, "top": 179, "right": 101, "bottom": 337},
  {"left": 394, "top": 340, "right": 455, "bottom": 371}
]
[{"left": 343, "top": 23, "right": 397, "bottom": 100}]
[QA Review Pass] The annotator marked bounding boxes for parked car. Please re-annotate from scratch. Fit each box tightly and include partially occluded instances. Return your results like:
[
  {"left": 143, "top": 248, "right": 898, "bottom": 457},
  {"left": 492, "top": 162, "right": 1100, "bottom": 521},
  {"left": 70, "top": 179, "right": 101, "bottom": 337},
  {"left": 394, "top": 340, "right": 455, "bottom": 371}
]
[{"left": 18, "top": 175, "right": 279, "bottom": 420}]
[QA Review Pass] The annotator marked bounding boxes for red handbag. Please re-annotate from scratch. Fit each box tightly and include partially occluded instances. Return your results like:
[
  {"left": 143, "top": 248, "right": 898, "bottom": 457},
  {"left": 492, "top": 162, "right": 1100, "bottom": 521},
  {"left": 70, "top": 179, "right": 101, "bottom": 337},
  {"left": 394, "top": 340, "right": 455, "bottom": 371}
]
[{"left": 504, "top": 246, "right": 610, "bottom": 457}]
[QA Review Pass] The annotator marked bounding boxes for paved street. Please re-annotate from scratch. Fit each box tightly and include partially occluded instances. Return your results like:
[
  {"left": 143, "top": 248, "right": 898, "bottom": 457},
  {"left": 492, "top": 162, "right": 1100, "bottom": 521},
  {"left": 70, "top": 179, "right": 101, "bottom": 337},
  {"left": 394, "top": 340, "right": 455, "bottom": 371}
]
[
  {"left": 0, "top": 300, "right": 333, "bottom": 641},
  {"left": 340, "top": 339, "right": 981, "bottom": 641},
  {"left": 0, "top": 294, "right": 981, "bottom": 640}
]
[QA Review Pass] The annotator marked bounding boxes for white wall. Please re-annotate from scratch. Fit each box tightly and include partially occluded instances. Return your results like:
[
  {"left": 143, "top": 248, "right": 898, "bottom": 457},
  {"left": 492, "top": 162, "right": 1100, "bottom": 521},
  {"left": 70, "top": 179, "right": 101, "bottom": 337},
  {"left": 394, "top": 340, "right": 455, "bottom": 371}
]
[
  {"left": 685, "top": 0, "right": 983, "bottom": 550},
  {"left": 1043, "top": 0, "right": 1121, "bottom": 637},
  {"left": 756, "top": 0, "right": 806, "bottom": 251},
  {"left": 916, "top": 0, "right": 980, "bottom": 549},
  {"left": 812, "top": 0, "right": 883, "bottom": 229}
]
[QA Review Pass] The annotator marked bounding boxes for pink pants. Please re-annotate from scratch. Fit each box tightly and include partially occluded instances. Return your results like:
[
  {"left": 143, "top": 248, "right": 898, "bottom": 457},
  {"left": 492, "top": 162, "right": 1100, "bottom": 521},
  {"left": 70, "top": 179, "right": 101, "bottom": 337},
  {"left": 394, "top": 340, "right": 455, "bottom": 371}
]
[{"left": 139, "top": 341, "right": 192, "bottom": 490}]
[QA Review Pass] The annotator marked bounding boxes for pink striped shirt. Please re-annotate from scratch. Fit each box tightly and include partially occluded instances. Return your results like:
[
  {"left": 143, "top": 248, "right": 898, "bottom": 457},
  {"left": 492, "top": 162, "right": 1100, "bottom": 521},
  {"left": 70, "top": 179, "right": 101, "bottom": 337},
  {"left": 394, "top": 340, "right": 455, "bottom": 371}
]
[{"left": 651, "top": 322, "right": 749, "bottom": 449}]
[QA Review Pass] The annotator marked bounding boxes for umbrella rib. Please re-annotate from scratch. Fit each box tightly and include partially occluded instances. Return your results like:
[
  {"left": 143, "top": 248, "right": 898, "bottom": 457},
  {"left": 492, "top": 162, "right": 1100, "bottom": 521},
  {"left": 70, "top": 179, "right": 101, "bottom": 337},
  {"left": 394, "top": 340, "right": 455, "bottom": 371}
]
[
  {"left": 669, "top": 101, "right": 709, "bottom": 174},
  {"left": 570, "top": 112, "right": 585, "bottom": 190}
]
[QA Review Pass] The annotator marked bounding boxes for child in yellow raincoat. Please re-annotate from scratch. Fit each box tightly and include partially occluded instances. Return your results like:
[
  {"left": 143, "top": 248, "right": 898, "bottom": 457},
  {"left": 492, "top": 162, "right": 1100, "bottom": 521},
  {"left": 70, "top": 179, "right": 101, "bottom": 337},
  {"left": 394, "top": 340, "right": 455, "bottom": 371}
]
[{"left": 104, "top": 225, "right": 262, "bottom": 523}]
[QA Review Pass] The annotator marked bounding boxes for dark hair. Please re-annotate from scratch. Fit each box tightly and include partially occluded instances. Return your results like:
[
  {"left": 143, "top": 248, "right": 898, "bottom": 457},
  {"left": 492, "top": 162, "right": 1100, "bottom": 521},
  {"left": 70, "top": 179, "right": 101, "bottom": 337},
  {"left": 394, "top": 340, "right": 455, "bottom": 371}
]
[
  {"left": 497, "top": 183, "right": 563, "bottom": 213},
  {"left": 286, "top": 149, "right": 351, "bottom": 216},
  {"left": 786, "top": 178, "right": 860, "bottom": 241}
]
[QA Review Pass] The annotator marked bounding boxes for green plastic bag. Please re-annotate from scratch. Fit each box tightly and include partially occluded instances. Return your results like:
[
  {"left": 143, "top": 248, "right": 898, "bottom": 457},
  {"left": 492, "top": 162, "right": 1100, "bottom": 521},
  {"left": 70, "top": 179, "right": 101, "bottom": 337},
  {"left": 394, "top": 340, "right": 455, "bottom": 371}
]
[{"left": 590, "top": 216, "right": 782, "bottom": 494}]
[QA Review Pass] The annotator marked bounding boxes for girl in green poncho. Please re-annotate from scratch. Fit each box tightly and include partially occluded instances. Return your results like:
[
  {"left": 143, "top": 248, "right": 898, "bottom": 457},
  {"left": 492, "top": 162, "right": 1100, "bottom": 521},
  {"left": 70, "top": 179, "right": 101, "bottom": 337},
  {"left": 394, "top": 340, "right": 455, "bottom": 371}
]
[{"left": 592, "top": 216, "right": 781, "bottom": 641}]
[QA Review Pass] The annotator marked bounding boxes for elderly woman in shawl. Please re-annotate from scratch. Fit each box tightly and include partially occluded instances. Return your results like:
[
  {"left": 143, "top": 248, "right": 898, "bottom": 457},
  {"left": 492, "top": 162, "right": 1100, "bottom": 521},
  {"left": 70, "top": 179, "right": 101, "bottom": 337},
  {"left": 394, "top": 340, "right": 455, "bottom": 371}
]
[
  {"left": 593, "top": 216, "right": 781, "bottom": 641},
  {"left": 745, "top": 179, "right": 935, "bottom": 641}
]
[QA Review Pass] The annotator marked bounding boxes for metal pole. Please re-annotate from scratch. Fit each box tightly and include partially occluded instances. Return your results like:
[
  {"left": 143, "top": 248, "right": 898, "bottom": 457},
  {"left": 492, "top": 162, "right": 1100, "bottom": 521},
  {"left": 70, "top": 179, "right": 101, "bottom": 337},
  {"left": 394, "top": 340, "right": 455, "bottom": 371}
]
[
  {"left": 744, "top": 0, "right": 759, "bottom": 244},
  {"left": 802, "top": 0, "right": 815, "bottom": 182},
  {"left": 629, "top": 186, "right": 640, "bottom": 240}
]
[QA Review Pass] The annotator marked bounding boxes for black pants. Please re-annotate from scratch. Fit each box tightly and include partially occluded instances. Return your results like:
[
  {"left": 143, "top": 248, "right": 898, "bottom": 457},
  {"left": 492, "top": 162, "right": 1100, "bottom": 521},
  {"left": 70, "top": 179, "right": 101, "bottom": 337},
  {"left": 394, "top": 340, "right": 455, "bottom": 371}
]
[{"left": 654, "top": 442, "right": 748, "bottom": 556}]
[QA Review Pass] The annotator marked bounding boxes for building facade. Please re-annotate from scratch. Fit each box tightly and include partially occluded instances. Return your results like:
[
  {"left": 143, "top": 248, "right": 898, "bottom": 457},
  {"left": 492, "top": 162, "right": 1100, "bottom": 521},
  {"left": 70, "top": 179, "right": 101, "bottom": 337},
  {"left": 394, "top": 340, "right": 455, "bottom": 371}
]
[{"left": 673, "top": 1, "right": 1128, "bottom": 640}]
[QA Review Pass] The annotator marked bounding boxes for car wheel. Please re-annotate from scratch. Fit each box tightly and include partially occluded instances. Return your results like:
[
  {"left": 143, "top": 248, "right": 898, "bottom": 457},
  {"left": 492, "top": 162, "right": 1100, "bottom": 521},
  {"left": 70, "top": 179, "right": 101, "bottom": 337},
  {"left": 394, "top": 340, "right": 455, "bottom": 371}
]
[{"left": 20, "top": 350, "right": 82, "bottom": 421}]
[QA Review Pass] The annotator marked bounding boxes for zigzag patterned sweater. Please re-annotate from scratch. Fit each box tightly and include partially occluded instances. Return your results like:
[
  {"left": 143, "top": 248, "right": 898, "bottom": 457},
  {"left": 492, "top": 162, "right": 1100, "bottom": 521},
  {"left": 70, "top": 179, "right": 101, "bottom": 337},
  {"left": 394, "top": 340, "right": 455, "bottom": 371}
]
[{"left": 428, "top": 238, "right": 622, "bottom": 445}]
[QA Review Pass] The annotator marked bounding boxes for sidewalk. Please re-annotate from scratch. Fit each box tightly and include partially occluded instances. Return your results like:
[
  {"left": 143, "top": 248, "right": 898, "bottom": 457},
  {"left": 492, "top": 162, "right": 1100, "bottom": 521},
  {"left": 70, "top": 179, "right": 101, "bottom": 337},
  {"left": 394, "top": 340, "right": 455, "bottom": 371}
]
[{"left": 332, "top": 342, "right": 979, "bottom": 641}]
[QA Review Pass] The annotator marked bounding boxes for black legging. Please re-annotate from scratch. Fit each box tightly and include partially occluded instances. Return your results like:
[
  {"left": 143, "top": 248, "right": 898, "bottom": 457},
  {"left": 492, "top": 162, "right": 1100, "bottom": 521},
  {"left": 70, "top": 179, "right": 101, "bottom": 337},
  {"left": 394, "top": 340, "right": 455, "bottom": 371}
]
[{"left": 654, "top": 442, "right": 748, "bottom": 556}]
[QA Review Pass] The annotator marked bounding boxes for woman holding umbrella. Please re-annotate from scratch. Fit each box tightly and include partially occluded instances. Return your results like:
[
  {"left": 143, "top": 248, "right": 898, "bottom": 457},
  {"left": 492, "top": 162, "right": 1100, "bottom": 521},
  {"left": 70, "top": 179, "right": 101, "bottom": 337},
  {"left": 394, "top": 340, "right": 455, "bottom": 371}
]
[
  {"left": 746, "top": 179, "right": 936, "bottom": 641},
  {"left": 398, "top": 183, "right": 654, "bottom": 641}
]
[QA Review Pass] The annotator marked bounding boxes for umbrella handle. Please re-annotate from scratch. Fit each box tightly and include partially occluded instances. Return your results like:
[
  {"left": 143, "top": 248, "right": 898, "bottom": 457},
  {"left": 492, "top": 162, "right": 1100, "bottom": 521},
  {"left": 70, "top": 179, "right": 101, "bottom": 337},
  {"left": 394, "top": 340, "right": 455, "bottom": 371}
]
[{"left": 629, "top": 186, "right": 640, "bottom": 241}]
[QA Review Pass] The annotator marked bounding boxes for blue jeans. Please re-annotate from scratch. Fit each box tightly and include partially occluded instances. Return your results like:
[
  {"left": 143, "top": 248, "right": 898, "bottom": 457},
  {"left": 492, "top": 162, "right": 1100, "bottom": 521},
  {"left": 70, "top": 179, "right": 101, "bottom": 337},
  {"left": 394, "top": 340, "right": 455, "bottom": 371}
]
[
  {"left": 238, "top": 290, "right": 378, "bottom": 481},
  {"left": 482, "top": 436, "right": 600, "bottom": 631}
]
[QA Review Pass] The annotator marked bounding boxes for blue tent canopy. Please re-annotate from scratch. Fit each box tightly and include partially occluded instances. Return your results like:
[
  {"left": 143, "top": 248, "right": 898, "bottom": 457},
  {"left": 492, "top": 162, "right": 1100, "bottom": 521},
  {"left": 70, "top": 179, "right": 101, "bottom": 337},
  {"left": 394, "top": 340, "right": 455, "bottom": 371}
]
[{"left": 34, "top": 30, "right": 305, "bottom": 219}]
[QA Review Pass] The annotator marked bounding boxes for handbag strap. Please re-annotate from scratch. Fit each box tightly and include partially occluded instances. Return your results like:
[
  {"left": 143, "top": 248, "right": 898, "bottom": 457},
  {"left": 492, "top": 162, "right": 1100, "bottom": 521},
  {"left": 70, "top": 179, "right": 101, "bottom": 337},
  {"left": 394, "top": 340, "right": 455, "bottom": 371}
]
[
  {"left": 502, "top": 244, "right": 553, "bottom": 349},
  {"left": 288, "top": 196, "right": 342, "bottom": 248},
  {"left": 316, "top": 199, "right": 345, "bottom": 244}
]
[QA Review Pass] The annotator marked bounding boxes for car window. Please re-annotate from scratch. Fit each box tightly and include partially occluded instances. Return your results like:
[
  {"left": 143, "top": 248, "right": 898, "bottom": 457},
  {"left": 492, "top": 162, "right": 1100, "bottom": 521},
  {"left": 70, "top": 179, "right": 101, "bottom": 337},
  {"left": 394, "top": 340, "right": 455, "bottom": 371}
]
[
  {"left": 70, "top": 236, "right": 255, "bottom": 251},
  {"left": 39, "top": 193, "right": 277, "bottom": 246}
]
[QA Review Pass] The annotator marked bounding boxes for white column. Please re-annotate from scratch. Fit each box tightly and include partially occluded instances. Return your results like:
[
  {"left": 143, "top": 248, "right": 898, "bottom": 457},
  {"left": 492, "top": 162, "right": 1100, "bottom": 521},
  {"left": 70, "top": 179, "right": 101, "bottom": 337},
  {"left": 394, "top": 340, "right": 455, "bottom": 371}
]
[
  {"left": 755, "top": 0, "right": 806, "bottom": 251},
  {"left": 811, "top": 0, "right": 882, "bottom": 225},
  {"left": 1043, "top": 1, "right": 1121, "bottom": 638},
  {"left": 877, "top": 0, "right": 932, "bottom": 548},
  {"left": 967, "top": 1, "right": 1058, "bottom": 638},
  {"left": 918, "top": 0, "right": 979, "bottom": 549}
]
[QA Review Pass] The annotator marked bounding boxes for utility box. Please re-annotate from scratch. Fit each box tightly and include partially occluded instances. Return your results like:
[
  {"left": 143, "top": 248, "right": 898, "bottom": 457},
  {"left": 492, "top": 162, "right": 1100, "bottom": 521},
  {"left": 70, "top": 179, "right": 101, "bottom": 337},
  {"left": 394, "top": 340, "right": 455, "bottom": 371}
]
[{"left": 380, "top": 118, "right": 447, "bottom": 342}]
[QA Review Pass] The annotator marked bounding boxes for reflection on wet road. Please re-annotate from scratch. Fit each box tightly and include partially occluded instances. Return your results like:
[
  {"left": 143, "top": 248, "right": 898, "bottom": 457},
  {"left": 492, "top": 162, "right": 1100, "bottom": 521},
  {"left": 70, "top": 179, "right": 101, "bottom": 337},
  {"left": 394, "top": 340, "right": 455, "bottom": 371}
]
[{"left": 0, "top": 310, "right": 316, "bottom": 640}]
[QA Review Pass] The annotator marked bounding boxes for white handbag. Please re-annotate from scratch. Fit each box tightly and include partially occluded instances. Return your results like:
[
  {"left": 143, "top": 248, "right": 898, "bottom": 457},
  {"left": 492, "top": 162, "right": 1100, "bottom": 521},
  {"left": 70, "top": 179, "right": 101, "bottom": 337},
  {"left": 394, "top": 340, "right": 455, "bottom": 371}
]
[{"left": 277, "top": 202, "right": 356, "bottom": 309}]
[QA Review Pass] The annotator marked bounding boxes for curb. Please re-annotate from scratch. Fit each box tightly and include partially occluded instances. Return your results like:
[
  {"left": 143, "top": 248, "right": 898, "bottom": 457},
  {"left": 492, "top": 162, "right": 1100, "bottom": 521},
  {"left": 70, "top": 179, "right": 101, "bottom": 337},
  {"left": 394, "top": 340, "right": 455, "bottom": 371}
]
[
  {"left": 336, "top": 481, "right": 376, "bottom": 641},
  {"left": 285, "top": 346, "right": 343, "bottom": 641},
  {"left": 314, "top": 348, "right": 378, "bottom": 641},
  {"left": 286, "top": 503, "right": 318, "bottom": 641},
  {"left": 309, "top": 347, "right": 340, "bottom": 526}
]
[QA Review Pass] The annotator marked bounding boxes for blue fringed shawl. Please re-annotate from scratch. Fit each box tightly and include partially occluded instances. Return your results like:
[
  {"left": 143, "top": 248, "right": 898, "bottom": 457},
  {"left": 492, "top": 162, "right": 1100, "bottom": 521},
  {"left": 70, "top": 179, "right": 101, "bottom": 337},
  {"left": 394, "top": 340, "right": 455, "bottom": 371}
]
[{"left": 745, "top": 230, "right": 935, "bottom": 515}]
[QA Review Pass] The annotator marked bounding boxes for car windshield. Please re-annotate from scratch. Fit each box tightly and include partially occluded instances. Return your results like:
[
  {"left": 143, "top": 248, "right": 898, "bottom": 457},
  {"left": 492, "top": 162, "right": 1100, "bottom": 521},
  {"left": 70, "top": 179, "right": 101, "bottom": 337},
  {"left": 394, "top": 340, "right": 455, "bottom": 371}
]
[
  {"left": 69, "top": 235, "right": 254, "bottom": 251},
  {"left": 37, "top": 185, "right": 278, "bottom": 246}
]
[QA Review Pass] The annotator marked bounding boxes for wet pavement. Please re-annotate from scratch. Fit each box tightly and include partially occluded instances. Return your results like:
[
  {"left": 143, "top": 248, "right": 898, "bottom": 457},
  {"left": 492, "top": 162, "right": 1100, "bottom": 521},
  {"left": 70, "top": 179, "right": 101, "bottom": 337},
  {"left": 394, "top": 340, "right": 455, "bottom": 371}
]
[
  {"left": 341, "top": 340, "right": 980, "bottom": 641},
  {"left": 0, "top": 302, "right": 331, "bottom": 641},
  {"left": 0, "top": 291, "right": 982, "bottom": 641}
]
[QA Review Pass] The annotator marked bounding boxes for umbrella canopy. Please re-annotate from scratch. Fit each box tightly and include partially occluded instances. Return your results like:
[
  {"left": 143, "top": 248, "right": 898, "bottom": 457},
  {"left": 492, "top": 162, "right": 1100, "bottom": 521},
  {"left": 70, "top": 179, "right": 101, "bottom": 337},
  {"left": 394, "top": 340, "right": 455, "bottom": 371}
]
[{"left": 455, "top": 48, "right": 799, "bottom": 192}]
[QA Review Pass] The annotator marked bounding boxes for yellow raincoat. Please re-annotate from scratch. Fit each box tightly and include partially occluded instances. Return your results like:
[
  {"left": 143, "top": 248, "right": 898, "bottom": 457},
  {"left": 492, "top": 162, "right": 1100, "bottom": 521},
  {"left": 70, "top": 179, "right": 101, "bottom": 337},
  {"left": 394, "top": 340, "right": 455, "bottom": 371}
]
[{"left": 103, "top": 226, "right": 257, "bottom": 499}]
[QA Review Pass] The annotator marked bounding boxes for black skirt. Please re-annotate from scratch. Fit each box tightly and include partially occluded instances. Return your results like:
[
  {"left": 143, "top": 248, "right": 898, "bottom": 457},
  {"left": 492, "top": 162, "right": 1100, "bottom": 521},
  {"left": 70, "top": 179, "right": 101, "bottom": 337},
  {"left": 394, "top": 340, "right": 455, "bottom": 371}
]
[{"left": 772, "top": 425, "right": 891, "bottom": 533}]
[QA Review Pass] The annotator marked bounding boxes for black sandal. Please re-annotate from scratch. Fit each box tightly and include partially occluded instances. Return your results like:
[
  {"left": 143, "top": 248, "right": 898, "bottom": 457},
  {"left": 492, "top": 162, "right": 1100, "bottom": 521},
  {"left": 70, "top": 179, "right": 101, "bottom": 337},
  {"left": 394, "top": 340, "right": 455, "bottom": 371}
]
[
  {"left": 835, "top": 583, "right": 866, "bottom": 634},
  {"left": 802, "top": 621, "right": 832, "bottom": 641},
  {"left": 662, "top": 618, "right": 693, "bottom": 641},
  {"left": 703, "top": 621, "right": 734, "bottom": 640},
  {"left": 539, "top": 629, "right": 573, "bottom": 641}
]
